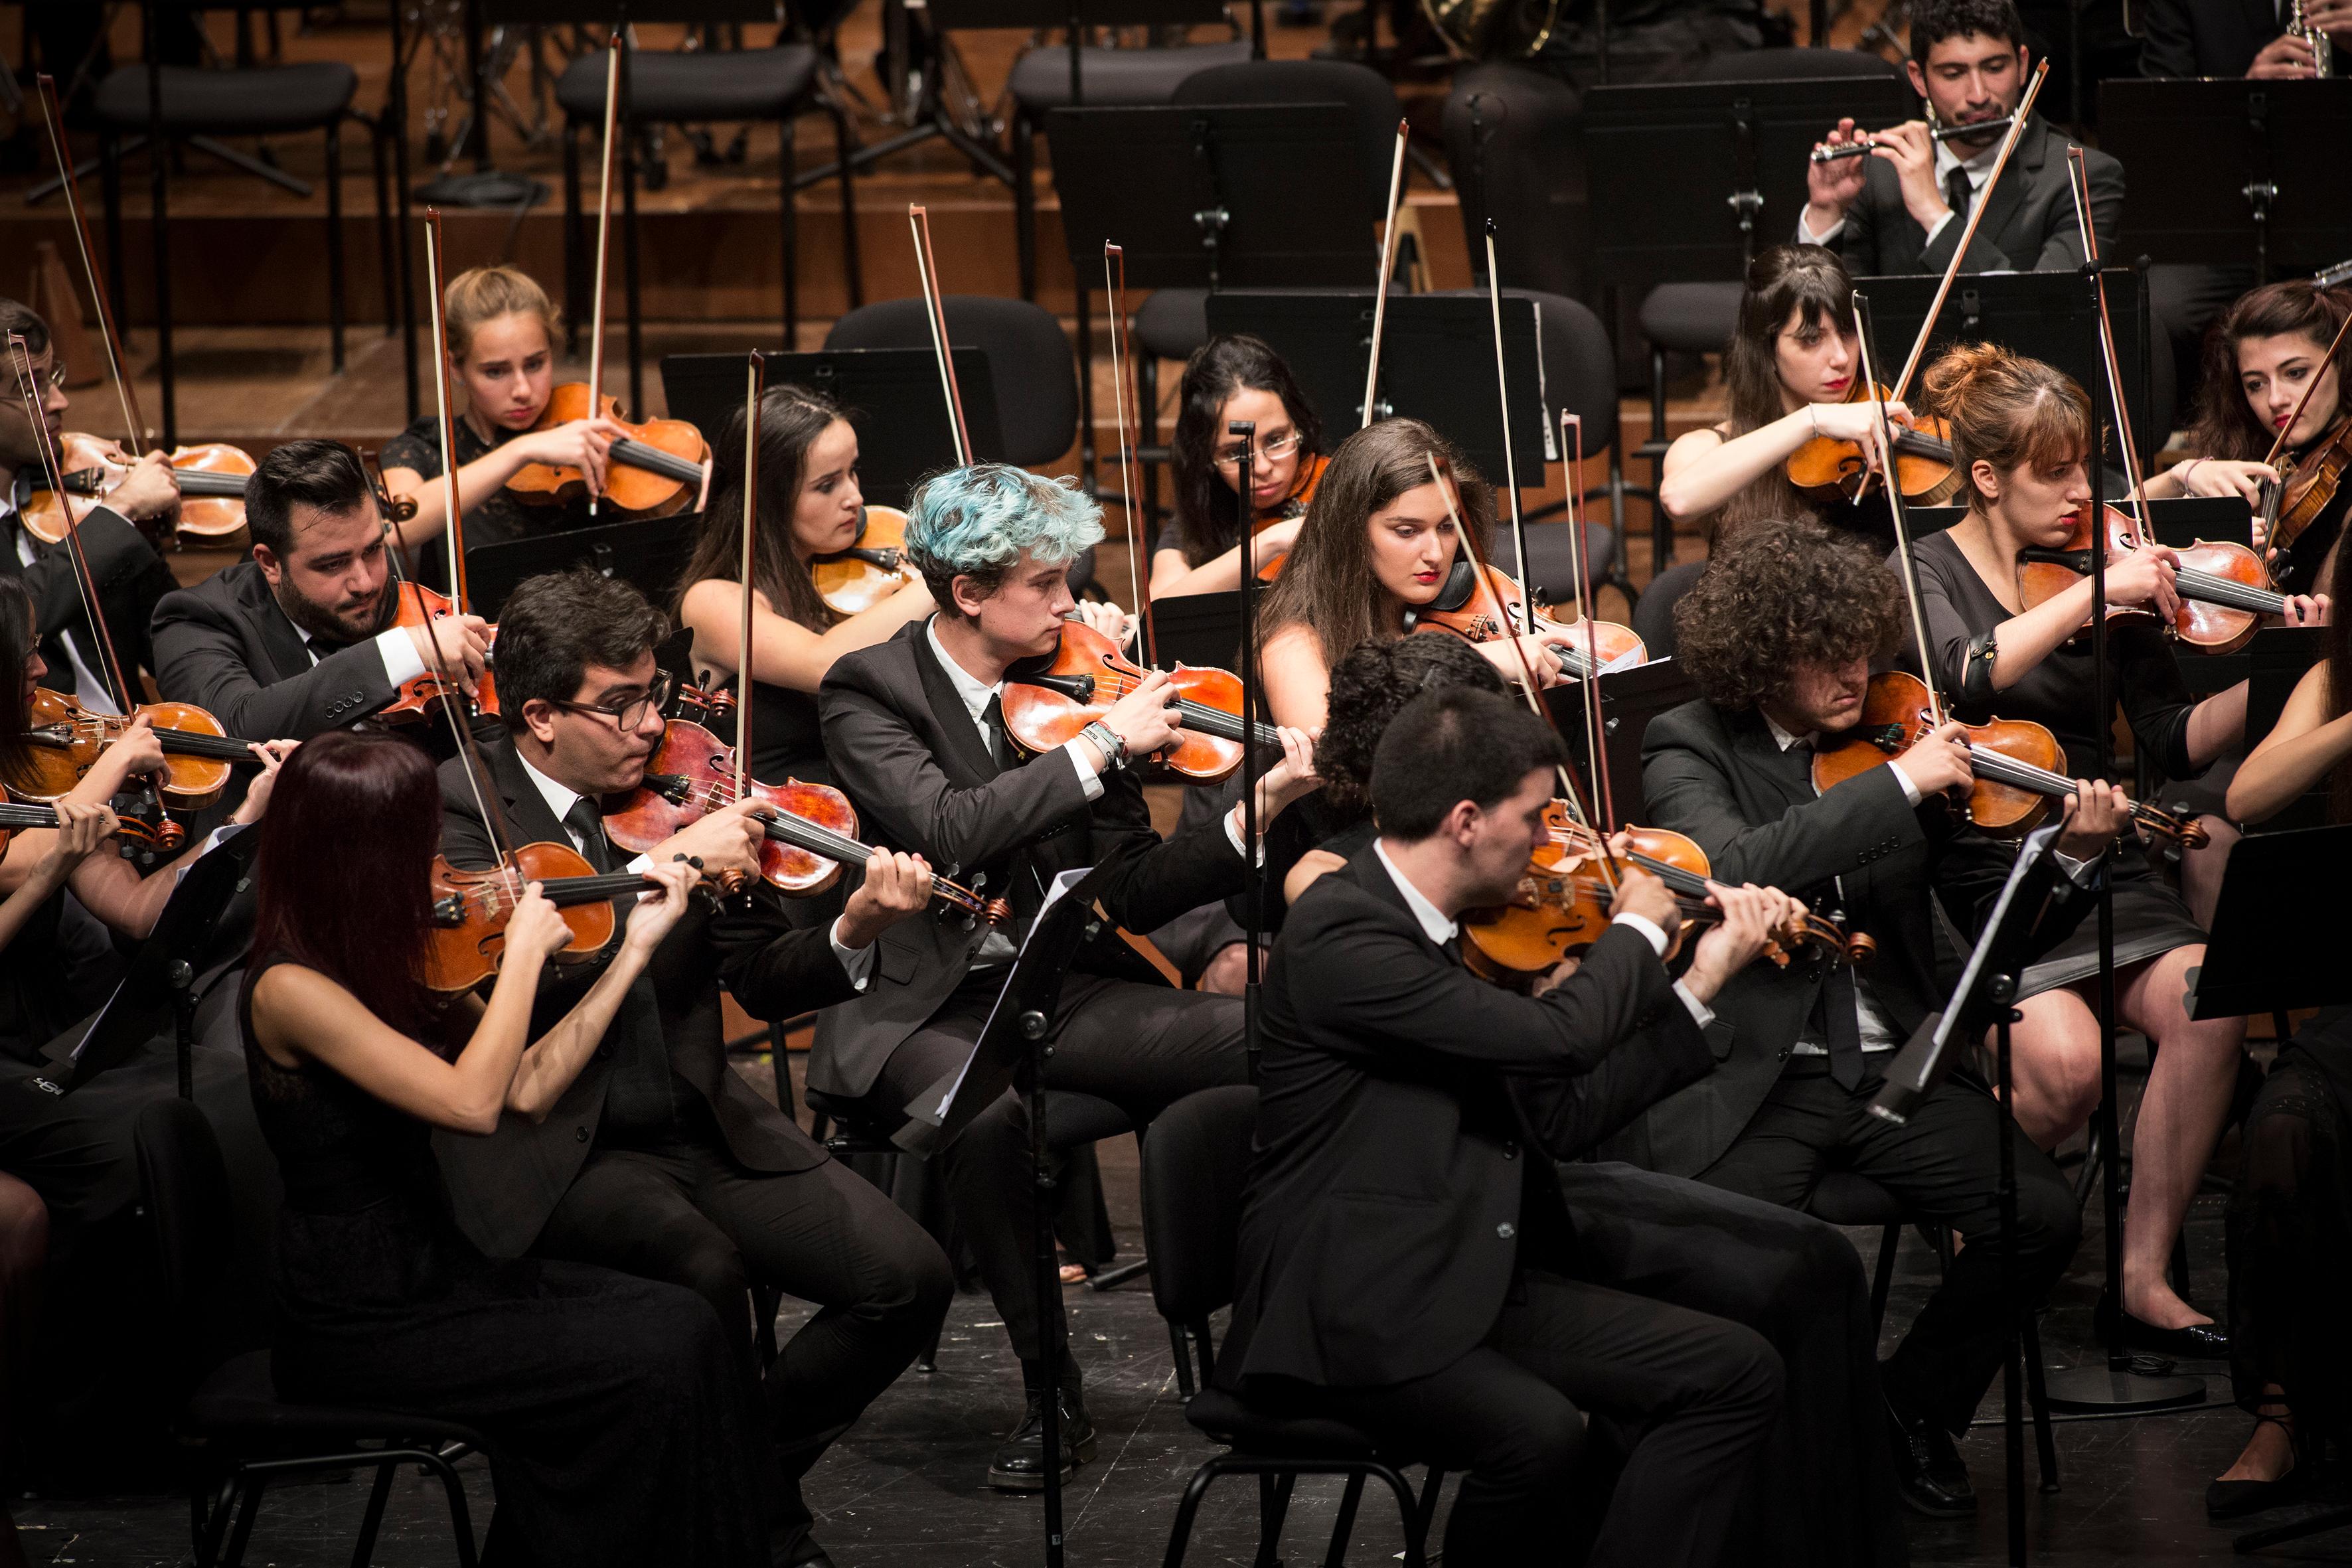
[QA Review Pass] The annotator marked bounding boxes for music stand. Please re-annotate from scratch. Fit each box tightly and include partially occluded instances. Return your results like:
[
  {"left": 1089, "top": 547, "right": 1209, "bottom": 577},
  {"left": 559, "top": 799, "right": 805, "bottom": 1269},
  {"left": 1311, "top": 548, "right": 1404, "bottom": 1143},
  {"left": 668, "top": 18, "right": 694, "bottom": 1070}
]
[
  {"left": 2191, "top": 823, "right": 2352, "bottom": 1020},
  {"left": 2100, "top": 79, "right": 2352, "bottom": 281},
  {"left": 1147, "top": 589, "right": 1245, "bottom": 672},
  {"left": 894, "top": 861, "right": 1120, "bottom": 1568},
  {"left": 1204, "top": 292, "right": 1549, "bottom": 487},
  {"left": 1583, "top": 76, "right": 1917, "bottom": 287},
  {"left": 1043, "top": 102, "right": 1375, "bottom": 489},
  {"left": 464, "top": 512, "right": 702, "bottom": 621},
  {"left": 662, "top": 347, "right": 1006, "bottom": 510},
  {"left": 1856, "top": 269, "right": 2156, "bottom": 455},
  {"left": 1551, "top": 659, "right": 1697, "bottom": 827}
]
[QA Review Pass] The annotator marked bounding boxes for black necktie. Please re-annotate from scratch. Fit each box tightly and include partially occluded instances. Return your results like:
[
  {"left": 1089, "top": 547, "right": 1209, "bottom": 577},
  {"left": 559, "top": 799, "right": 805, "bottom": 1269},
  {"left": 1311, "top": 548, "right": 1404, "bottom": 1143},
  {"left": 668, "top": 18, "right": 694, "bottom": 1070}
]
[
  {"left": 1819, "top": 965, "right": 1867, "bottom": 1091},
  {"left": 563, "top": 797, "right": 613, "bottom": 874},
  {"left": 307, "top": 634, "right": 349, "bottom": 661},
  {"left": 1945, "top": 165, "right": 1974, "bottom": 225},
  {"left": 980, "top": 691, "right": 1014, "bottom": 772},
  {"left": 1443, "top": 930, "right": 1464, "bottom": 965}
]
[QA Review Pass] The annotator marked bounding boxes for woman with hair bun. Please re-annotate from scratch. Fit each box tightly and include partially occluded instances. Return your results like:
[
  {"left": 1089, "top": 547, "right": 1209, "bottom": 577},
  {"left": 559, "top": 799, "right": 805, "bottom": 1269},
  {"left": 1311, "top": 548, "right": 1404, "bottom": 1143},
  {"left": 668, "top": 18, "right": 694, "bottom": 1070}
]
[{"left": 1907, "top": 342, "right": 2321, "bottom": 1358}]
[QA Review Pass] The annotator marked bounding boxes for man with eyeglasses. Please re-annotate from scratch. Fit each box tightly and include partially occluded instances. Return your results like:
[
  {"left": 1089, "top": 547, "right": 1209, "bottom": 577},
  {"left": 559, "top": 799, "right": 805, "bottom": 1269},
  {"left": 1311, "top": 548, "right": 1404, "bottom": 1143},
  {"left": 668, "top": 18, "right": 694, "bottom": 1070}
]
[
  {"left": 0, "top": 297, "right": 177, "bottom": 716},
  {"left": 433, "top": 565, "right": 955, "bottom": 1568}
]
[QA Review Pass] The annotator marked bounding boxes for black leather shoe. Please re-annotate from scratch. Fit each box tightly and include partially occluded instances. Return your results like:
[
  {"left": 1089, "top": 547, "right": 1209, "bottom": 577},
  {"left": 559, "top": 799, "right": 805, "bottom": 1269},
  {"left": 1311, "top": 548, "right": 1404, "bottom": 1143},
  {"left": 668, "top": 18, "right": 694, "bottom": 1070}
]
[
  {"left": 1883, "top": 1389, "right": 1977, "bottom": 1518},
  {"left": 2095, "top": 1287, "right": 2231, "bottom": 1360},
  {"left": 986, "top": 1387, "right": 1099, "bottom": 1492}
]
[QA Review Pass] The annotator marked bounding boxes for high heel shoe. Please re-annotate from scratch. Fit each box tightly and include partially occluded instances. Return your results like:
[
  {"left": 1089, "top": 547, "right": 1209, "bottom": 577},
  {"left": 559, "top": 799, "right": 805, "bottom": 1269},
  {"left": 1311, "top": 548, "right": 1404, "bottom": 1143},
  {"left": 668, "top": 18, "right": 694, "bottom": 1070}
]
[{"left": 2094, "top": 1286, "right": 2230, "bottom": 1359}]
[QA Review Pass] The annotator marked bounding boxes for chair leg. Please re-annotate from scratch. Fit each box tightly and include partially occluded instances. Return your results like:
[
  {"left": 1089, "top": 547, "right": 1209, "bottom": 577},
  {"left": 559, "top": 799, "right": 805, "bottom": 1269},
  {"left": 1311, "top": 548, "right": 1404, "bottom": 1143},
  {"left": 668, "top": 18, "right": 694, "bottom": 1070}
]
[
  {"left": 1869, "top": 1219, "right": 1900, "bottom": 1330},
  {"left": 1321, "top": 1471, "right": 1366, "bottom": 1568},
  {"left": 917, "top": 1316, "right": 941, "bottom": 1373},
  {"left": 1159, "top": 1460, "right": 1222, "bottom": 1568},
  {"left": 222, "top": 1471, "right": 266, "bottom": 1567},
  {"left": 1192, "top": 1317, "right": 1215, "bottom": 1386},
  {"left": 1412, "top": 1465, "right": 1447, "bottom": 1551},
  {"left": 368, "top": 118, "right": 396, "bottom": 338},
  {"left": 779, "top": 117, "right": 798, "bottom": 346},
  {"left": 2024, "top": 1310, "right": 2061, "bottom": 1494},
  {"left": 350, "top": 1460, "right": 396, "bottom": 1568},
  {"left": 1252, "top": 1470, "right": 1294, "bottom": 1568},
  {"left": 419, "top": 1447, "right": 482, "bottom": 1568},
  {"left": 1168, "top": 1318, "right": 1196, "bottom": 1399},
  {"left": 325, "top": 121, "right": 346, "bottom": 373},
  {"left": 194, "top": 1470, "right": 241, "bottom": 1567},
  {"left": 830, "top": 102, "right": 861, "bottom": 312}
]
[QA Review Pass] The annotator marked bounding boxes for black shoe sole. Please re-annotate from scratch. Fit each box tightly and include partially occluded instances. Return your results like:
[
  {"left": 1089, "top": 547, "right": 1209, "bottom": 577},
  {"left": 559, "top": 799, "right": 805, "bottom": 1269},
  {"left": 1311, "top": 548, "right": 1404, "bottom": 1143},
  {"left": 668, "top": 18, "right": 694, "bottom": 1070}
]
[{"left": 986, "top": 1430, "right": 1100, "bottom": 1492}]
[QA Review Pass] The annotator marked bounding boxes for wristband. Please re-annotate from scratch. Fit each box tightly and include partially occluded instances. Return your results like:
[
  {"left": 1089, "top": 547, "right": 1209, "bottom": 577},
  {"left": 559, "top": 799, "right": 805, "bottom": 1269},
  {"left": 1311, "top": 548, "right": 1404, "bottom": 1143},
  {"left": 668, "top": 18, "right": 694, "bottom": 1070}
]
[{"left": 1081, "top": 721, "right": 1127, "bottom": 771}]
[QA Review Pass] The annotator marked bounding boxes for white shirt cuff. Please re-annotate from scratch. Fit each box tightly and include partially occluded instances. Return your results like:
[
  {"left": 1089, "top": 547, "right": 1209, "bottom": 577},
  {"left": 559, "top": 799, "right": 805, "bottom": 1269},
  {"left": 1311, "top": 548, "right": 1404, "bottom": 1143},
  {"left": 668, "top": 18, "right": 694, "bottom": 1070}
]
[
  {"left": 1798, "top": 210, "right": 1846, "bottom": 246},
  {"left": 1222, "top": 804, "right": 1265, "bottom": 865},
  {"left": 1061, "top": 738, "right": 1107, "bottom": 802},
  {"left": 374, "top": 626, "right": 427, "bottom": 686},
  {"left": 828, "top": 913, "right": 876, "bottom": 990},
  {"left": 1613, "top": 911, "right": 1670, "bottom": 958},
  {"left": 1888, "top": 761, "right": 1922, "bottom": 806},
  {"left": 1922, "top": 208, "right": 1956, "bottom": 249},
  {"left": 2053, "top": 850, "right": 2097, "bottom": 888},
  {"left": 1672, "top": 979, "right": 1717, "bottom": 1030},
  {"left": 622, "top": 852, "right": 653, "bottom": 878}
]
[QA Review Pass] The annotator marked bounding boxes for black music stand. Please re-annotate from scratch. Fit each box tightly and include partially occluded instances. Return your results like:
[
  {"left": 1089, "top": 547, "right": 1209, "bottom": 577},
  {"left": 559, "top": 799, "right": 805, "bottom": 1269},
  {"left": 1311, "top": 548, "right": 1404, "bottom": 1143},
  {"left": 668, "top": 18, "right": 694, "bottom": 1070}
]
[
  {"left": 2100, "top": 79, "right": 2352, "bottom": 282},
  {"left": 1857, "top": 269, "right": 2156, "bottom": 455},
  {"left": 1549, "top": 659, "right": 1696, "bottom": 827},
  {"left": 896, "top": 860, "right": 1119, "bottom": 1568},
  {"left": 1583, "top": 76, "right": 1917, "bottom": 287},
  {"left": 1147, "top": 589, "right": 1245, "bottom": 671},
  {"left": 1044, "top": 102, "right": 1374, "bottom": 490},
  {"left": 662, "top": 347, "right": 1005, "bottom": 509},
  {"left": 1203, "top": 293, "right": 1549, "bottom": 488},
  {"left": 465, "top": 512, "right": 702, "bottom": 621},
  {"left": 2191, "top": 824, "right": 2352, "bottom": 1020}
]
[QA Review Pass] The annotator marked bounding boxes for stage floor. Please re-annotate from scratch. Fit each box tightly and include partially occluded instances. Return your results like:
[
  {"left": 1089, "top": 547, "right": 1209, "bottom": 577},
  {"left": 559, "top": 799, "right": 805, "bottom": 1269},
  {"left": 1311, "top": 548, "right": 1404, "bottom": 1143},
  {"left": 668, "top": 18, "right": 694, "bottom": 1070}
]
[{"left": 11, "top": 1042, "right": 2335, "bottom": 1568}]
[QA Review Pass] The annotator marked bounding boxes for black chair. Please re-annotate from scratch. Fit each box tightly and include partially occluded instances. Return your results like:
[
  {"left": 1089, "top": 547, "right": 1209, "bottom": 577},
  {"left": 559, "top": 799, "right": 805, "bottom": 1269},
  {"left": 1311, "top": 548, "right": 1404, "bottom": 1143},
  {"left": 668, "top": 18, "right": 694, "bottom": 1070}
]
[
  {"left": 1807, "top": 1168, "right": 2059, "bottom": 1492},
  {"left": 554, "top": 30, "right": 861, "bottom": 406},
  {"left": 1630, "top": 557, "right": 1707, "bottom": 659},
  {"left": 1442, "top": 61, "right": 1587, "bottom": 306},
  {"left": 134, "top": 1097, "right": 491, "bottom": 1568},
  {"left": 1143, "top": 1085, "right": 1446, "bottom": 1568},
  {"left": 96, "top": 1, "right": 396, "bottom": 445}
]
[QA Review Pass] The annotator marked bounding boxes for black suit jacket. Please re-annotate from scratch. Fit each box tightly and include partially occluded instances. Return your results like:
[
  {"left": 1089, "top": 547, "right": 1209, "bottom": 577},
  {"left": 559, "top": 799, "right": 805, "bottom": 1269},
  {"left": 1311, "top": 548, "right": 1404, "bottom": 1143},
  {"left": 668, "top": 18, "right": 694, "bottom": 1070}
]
[
  {"left": 0, "top": 503, "right": 174, "bottom": 698},
  {"left": 1216, "top": 844, "right": 1717, "bottom": 1391},
  {"left": 430, "top": 735, "right": 857, "bottom": 1257},
  {"left": 1810, "top": 114, "right": 2124, "bottom": 275},
  {"left": 1628, "top": 698, "right": 2089, "bottom": 1178},
  {"left": 2138, "top": 0, "right": 2280, "bottom": 78},
  {"left": 812, "top": 620, "right": 1248, "bottom": 1101},
  {"left": 149, "top": 560, "right": 401, "bottom": 741}
]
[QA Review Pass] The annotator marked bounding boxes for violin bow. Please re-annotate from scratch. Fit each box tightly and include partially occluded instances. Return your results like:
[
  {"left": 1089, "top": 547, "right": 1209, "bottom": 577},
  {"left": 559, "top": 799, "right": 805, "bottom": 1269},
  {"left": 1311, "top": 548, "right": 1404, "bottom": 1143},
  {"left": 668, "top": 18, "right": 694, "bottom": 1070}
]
[
  {"left": 1889, "top": 60, "right": 2050, "bottom": 405},
  {"left": 34, "top": 75, "right": 148, "bottom": 456},
  {"left": 8, "top": 333, "right": 133, "bottom": 716},
  {"left": 2064, "top": 147, "right": 2154, "bottom": 526},
  {"left": 1482, "top": 220, "right": 1535, "bottom": 641},
  {"left": 582, "top": 35, "right": 624, "bottom": 518},
  {"left": 736, "top": 350, "right": 766, "bottom": 815},
  {"left": 1103, "top": 242, "right": 1158, "bottom": 668},
  {"left": 1358, "top": 119, "right": 1411, "bottom": 431},
  {"left": 908, "top": 206, "right": 973, "bottom": 465},
  {"left": 1423, "top": 452, "right": 1622, "bottom": 882},
  {"left": 1852, "top": 291, "right": 1948, "bottom": 728},
  {"left": 1559, "top": 410, "right": 1615, "bottom": 833}
]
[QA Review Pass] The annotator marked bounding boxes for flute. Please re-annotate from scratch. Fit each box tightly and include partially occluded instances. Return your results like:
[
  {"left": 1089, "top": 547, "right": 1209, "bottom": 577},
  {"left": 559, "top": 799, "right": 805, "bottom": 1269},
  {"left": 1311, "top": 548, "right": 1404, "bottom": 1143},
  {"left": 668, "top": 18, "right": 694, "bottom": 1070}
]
[{"left": 1810, "top": 116, "right": 2015, "bottom": 162}]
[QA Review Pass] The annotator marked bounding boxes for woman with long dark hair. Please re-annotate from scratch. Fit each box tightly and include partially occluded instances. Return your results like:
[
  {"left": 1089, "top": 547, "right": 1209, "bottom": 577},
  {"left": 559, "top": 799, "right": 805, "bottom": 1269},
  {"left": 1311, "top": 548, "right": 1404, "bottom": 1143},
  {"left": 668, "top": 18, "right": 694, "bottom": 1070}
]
[
  {"left": 1152, "top": 335, "right": 1326, "bottom": 597},
  {"left": 240, "top": 732, "right": 769, "bottom": 1567},
  {"left": 674, "top": 384, "right": 934, "bottom": 784},
  {"left": 1257, "top": 418, "right": 1562, "bottom": 731}
]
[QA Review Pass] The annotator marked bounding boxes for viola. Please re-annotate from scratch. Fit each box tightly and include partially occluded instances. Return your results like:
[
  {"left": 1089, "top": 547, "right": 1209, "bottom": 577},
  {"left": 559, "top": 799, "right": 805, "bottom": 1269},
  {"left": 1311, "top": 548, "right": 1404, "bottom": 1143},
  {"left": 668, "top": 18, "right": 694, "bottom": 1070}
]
[
  {"left": 1810, "top": 670, "right": 2208, "bottom": 847},
  {"left": 603, "top": 718, "right": 1009, "bottom": 923},
  {"left": 23, "top": 432, "right": 256, "bottom": 545},
  {"left": 378, "top": 580, "right": 501, "bottom": 725},
  {"left": 1412, "top": 562, "right": 1646, "bottom": 680},
  {"left": 2017, "top": 503, "right": 2292, "bottom": 655},
  {"left": 2260, "top": 410, "right": 2352, "bottom": 578},
  {"left": 15, "top": 688, "right": 259, "bottom": 813},
  {"left": 506, "top": 384, "right": 711, "bottom": 518},
  {"left": 425, "top": 840, "right": 655, "bottom": 992},
  {"left": 1001, "top": 618, "right": 1285, "bottom": 786},
  {"left": 813, "top": 505, "right": 918, "bottom": 616},
  {"left": 1784, "top": 380, "right": 1962, "bottom": 505}
]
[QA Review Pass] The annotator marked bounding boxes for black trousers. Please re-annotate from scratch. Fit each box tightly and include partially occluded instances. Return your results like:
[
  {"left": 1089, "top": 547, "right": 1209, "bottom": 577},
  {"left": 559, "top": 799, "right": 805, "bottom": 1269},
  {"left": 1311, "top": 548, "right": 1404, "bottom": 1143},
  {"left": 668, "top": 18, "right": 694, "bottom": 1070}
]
[
  {"left": 1285, "top": 1265, "right": 1782, "bottom": 1568},
  {"left": 1696, "top": 1057, "right": 2081, "bottom": 1435},
  {"left": 874, "top": 971, "right": 1249, "bottom": 1364},
  {"left": 531, "top": 1108, "right": 953, "bottom": 1519}
]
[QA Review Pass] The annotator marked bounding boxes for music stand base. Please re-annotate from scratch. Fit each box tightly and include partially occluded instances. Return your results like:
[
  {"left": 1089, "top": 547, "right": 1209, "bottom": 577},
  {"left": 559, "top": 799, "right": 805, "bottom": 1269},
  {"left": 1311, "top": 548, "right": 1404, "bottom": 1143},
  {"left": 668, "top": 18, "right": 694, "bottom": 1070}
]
[{"left": 2041, "top": 1364, "right": 2208, "bottom": 1414}]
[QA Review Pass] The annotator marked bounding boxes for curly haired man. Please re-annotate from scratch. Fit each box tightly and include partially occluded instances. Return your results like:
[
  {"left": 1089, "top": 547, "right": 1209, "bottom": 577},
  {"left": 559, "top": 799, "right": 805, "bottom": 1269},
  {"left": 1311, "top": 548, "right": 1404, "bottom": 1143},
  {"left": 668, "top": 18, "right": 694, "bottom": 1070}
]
[{"left": 1624, "top": 520, "right": 2127, "bottom": 1520}]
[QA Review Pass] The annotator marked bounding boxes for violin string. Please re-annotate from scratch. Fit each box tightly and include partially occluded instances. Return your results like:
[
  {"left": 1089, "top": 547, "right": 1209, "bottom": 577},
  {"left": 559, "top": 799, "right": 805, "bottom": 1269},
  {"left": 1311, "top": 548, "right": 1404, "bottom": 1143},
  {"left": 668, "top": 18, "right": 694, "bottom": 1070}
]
[
  {"left": 9, "top": 334, "right": 133, "bottom": 717},
  {"left": 1359, "top": 119, "right": 1411, "bottom": 431}
]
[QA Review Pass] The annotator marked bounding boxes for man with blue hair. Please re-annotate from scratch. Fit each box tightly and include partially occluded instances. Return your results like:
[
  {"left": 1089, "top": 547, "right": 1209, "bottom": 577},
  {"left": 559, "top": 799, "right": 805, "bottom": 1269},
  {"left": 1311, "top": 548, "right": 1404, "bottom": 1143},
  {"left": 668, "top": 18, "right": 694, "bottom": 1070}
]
[{"left": 814, "top": 463, "right": 1320, "bottom": 1489}]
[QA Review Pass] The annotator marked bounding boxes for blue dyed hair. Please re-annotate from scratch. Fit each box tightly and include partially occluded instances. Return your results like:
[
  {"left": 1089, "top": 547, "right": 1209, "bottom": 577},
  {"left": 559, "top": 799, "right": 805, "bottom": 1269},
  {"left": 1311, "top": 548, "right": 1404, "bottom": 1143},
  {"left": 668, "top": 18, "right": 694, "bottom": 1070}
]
[{"left": 904, "top": 463, "right": 1104, "bottom": 617}]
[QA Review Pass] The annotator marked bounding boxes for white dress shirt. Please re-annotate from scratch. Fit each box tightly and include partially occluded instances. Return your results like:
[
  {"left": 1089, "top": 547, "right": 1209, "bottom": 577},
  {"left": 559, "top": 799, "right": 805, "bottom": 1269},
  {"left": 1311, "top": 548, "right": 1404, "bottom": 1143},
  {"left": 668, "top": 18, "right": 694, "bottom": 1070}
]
[
  {"left": 512, "top": 750, "right": 876, "bottom": 988},
  {"left": 1798, "top": 129, "right": 2003, "bottom": 250}
]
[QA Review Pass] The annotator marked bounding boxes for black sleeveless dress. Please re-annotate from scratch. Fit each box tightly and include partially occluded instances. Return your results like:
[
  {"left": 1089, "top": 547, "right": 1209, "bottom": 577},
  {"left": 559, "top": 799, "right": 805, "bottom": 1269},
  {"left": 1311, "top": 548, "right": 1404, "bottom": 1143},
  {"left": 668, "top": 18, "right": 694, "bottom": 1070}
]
[{"left": 240, "top": 959, "right": 768, "bottom": 1567}]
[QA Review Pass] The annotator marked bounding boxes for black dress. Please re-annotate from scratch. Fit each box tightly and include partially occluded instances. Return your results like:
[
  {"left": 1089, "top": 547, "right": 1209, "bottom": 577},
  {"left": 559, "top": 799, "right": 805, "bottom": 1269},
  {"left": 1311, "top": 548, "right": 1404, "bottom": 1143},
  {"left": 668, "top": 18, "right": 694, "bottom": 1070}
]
[
  {"left": 240, "top": 959, "right": 769, "bottom": 1568},
  {"left": 379, "top": 416, "right": 596, "bottom": 597},
  {"left": 1908, "top": 529, "right": 2211, "bottom": 995},
  {"left": 2268, "top": 451, "right": 2350, "bottom": 599}
]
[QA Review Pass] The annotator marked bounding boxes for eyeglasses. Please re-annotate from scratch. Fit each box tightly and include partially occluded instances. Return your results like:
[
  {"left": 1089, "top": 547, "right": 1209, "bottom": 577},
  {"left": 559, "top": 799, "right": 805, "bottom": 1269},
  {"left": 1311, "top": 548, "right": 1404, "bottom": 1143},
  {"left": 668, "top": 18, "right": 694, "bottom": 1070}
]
[
  {"left": 10, "top": 362, "right": 66, "bottom": 395},
  {"left": 547, "top": 668, "right": 675, "bottom": 730},
  {"left": 1212, "top": 430, "right": 1304, "bottom": 468}
]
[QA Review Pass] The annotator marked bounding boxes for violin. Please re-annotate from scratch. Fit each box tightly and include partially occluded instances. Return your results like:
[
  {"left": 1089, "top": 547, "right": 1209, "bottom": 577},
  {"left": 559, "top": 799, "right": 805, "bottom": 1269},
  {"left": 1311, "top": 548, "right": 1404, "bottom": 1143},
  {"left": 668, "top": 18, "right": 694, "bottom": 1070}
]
[
  {"left": 1246, "top": 452, "right": 1326, "bottom": 584},
  {"left": 1810, "top": 670, "right": 2208, "bottom": 847},
  {"left": 422, "top": 840, "right": 651, "bottom": 992},
  {"left": 1784, "top": 380, "right": 1962, "bottom": 505},
  {"left": 1412, "top": 562, "right": 1646, "bottom": 680},
  {"left": 813, "top": 505, "right": 918, "bottom": 615},
  {"left": 0, "top": 793, "right": 183, "bottom": 864},
  {"left": 2017, "top": 502, "right": 2292, "bottom": 655},
  {"left": 2260, "top": 409, "right": 2352, "bottom": 578},
  {"left": 378, "top": 580, "right": 501, "bottom": 725},
  {"left": 1002, "top": 618, "right": 1285, "bottom": 786},
  {"left": 23, "top": 433, "right": 256, "bottom": 545},
  {"left": 603, "top": 718, "right": 1010, "bottom": 923},
  {"left": 14, "top": 688, "right": 258, "bottom": 813},
  {"left": 506, "top": 384, "right": 711, "bottom": 518}
]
